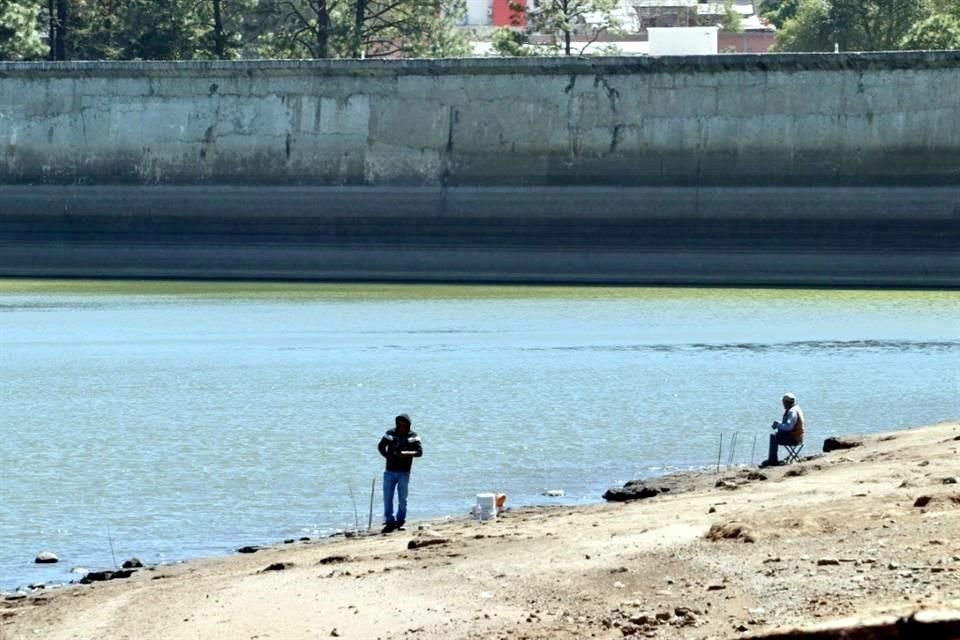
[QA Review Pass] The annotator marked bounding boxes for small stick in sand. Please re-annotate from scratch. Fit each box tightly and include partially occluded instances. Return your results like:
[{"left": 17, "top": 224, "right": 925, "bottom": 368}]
[
  {"left": 716, "top": 433, "right": 723, "bottom": 473},
  {"left": 348, "top": 484, "right": 360, "bottom": 532},
  {"left": 106, "top": 525, "right": 118, "bottom": 570},
  {"left": 368, "top": 477, "right": 375, "bottom": 531}
]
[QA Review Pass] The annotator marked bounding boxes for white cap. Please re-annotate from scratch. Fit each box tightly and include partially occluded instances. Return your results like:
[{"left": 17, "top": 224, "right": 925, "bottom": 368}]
[{"left": 782, "top": 393, "right": 796, "bottom": 403}]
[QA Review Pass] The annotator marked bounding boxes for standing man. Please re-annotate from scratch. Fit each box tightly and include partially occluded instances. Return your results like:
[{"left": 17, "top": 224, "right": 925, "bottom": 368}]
[
  {"left": 763, "top": 393, "right": 804, "bottom": 467},
  {"left": 378, "top": 413, "right": 422, "bottom": 533}
]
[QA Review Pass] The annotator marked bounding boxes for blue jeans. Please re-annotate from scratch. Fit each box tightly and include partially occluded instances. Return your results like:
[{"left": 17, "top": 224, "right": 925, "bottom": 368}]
[
  {"left": 383, "top": 471, "right": 410, "bottom": 525},
  {"left": 768, "top": 431, "right": 800, "bottom": 464}
]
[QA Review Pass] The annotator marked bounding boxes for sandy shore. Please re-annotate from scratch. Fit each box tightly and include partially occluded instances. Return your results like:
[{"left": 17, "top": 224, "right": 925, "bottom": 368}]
[{"left": 3, "top": 420, "right": 960, "bottom": 640}]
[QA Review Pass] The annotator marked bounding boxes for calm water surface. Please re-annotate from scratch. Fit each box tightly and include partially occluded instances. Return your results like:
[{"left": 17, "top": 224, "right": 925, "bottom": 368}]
[{"left": 1, "top": 281, "right": 958, "bottom": 590}]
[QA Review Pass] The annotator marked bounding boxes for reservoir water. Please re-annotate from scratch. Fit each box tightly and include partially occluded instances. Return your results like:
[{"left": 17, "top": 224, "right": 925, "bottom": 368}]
[{"left": 1, "top": 281, "right": 958, "bottom": 590}]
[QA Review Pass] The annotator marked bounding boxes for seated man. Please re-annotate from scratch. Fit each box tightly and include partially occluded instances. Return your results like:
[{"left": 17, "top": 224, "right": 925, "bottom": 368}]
[{"left": 763, "top": 392, "right": 804, "bottom": 467}]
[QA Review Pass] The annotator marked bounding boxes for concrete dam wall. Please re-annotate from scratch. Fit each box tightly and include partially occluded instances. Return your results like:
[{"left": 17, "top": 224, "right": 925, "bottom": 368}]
[{"left": 1, "top": 54, "right": 958, "bottom": 285}]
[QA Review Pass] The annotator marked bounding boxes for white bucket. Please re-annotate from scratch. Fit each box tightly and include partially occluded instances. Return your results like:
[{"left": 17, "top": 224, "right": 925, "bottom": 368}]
[{"left": 476, "top": 493, "right": 497, "bottom": 521}]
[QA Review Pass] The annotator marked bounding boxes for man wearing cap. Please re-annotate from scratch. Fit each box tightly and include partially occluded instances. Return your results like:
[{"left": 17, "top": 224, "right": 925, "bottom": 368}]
[
  {"left": 763, "top": 393, "right": 804, "bottom": 467},
  {"left": 377, "top": 414, "right": 423, "bottom": 533}
]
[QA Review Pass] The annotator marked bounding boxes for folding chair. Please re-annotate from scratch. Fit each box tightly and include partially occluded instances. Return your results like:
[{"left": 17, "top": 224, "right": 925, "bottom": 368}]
[{"left": 782, "top": 441, "right": 804, "bottom": 464}]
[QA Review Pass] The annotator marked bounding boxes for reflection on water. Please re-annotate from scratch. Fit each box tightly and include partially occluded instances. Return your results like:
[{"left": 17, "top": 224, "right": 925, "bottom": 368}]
[
  {"left": 535, "top": 340, "right": 960, "bottom": 354},
  {"left": 0, "top": 281, "right": 957, "bottom": 590}
]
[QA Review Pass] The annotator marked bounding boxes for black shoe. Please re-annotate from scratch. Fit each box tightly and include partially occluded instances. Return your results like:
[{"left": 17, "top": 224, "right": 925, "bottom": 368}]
[
  {"left": 381, "top": 523, "right": 396, "bottom": 534},
  {"left": 395, "top": 521, "right": 406, "bottom": 531}
]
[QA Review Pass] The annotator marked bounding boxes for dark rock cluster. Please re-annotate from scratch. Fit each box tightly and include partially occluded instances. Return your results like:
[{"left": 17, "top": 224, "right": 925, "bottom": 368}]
[
  {"left": 602, "top": 481, "right": 670, "bottom": 502},
  {"left": 823, "top": 437, "right": 862, "bottom": 452}
]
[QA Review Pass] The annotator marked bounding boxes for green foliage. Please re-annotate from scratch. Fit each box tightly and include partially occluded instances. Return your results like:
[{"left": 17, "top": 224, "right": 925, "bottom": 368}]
[
  {"left": 254, "top": 0, "right": 468, "bottom": 59},
  {"left": 900, "top": 13, "right": 960, "bottom": 49},
  {"left": 491, "top": 26, "right": 532, "bottom": 56},
  {"left": 830, "top": 0, "right": 930, "bottom": 51},
  {"left": 0, "top": 0, "right": 468, "bottom": 60},
  {"left": 758, "top": 0, "right": 801, "bottom": 28},
  {"left": 594, "top": 42, "right": 622, "bottom": 55},
  {"left": 0, "top": 0, "right": 44, "bottom": 60},
  {"left": 721, "top": 0, "right": 744, "bottom": 32},
  {"left": 929, "top": 0, "right": 960, "bottom": 19},
  {"left": 118, "top": 0, "right": 207, "bottom": 59},
  {"left": 364, "top": 0, "right": 470, "bottom": 58},
  {"left": 772, "top": 0, "right": 833, "bottom": 51},
  {"left": 505, "top": 0, "right": 622, "bottom": 56},
  {"left": 774, "top": 0, "right": 935, "bottom": 52},
  {"left": 66, "top": 0, "right": 250, "bottom": 60},
  {"left": 254, "top": 0, "right": 349, "bottom": 58}
]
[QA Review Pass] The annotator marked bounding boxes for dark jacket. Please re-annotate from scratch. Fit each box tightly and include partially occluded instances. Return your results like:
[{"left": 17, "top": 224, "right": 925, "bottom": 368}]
[{"left": 378, "top": 428, "right": 423, "bottom": 473}]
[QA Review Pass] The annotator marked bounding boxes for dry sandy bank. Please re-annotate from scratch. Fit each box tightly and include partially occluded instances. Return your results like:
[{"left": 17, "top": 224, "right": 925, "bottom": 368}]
[{"left": 3, "top": 420, "right": 960, "bottom": 640}]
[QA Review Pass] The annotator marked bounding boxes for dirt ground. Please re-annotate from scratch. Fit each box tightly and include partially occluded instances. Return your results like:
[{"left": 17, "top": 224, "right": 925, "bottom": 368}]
[{"left": 3, "top": 420, "right": 960, "bottom": 640}]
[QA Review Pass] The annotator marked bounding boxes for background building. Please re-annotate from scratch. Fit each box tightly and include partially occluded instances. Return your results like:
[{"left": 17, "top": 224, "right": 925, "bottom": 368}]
[{"left": 464, "top": 0, "right": 774, "bottom": 55}]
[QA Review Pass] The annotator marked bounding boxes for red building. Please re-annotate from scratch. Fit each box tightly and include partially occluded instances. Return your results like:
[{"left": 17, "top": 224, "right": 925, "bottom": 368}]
[
  {"left": 492, "top": 0, "right": 527, "bottom": 27},
  {"left": 717, "top": 31, "right": 776, "bottom": 53}
]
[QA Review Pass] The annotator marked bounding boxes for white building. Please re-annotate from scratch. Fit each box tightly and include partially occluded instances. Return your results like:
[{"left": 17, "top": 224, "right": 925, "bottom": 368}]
[{"left": 648, "top": 25, "right": 718, "bottom": 54}]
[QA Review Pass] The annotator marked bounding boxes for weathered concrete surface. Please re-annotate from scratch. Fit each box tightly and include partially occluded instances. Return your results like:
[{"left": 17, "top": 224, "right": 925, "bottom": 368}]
[
  {"left": 1, "top": 54, "right": 958, "bottom": 284},
  {"left": 3, "top": 54, "right": 960, "bottom": 187},
  {"left": 2, "top": 185, "right": 956, "bottom": 285}
]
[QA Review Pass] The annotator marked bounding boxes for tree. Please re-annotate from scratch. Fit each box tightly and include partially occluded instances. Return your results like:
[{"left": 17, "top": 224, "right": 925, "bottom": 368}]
[
  {"left": 359, "top": 0, "right": 469, "bottom": 58},
  {"left": 211, "top": 0, "right": 226, "bottom": 58},
  {"left": 119, "top": 0, "right": 206, "bottom": 59},
  {"left": 62, "top": 0, "right": 202, "bottom": 59},
  {"left": 256, "top": 0, "right": 467, "bottom": 59},
  {"left": 774, "top": 0, "right": 933, "bottom": 52},
  {"left": 830, "top": 0, "right": 930, "bottom": 51},
  {"left": 0, "top": 0, "right": 44, "bottom": 59},
  {"left": 270, "top": 0, "right": 339, "bottom": 58},
  {"left": 758, "top": 0, "right": 800, "bottom": 28},
  {"left": 491, "top": 26, "right": 531, "bottom": 56},
  {"left": 900, "top": 13, "right": 960, "bottom": 49},
  {"left": 721, "top": 0, "right": 744, "bottom": 32},
  {"left": 0, "top": 0, "right": 36, "bottom": 59},
  {"left": 504, "top": 0, "right": 622, "bottom": 56},
  {"left": 195, "top": 0, "right": 260, "bottom": 59},
  {"left": 63, "top": 0, "right": 258, "bottom": 60},
  {"left": 52, "top": 0, "right": 67, "bottom": 58},
  {"left": 929, "top": 0, "right": 960, "bottom": 19},
  {"left": 772, "top": 0, "right": 833, "bottom": 51}
]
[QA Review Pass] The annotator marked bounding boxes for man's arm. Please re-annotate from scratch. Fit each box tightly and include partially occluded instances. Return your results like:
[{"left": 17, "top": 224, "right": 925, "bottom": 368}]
[
  {"left": 378, "top": 435, "right": 391, "bottom": 458},
  {"left": 404, "top": 433, "right": 423, "bottom": 457}
]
